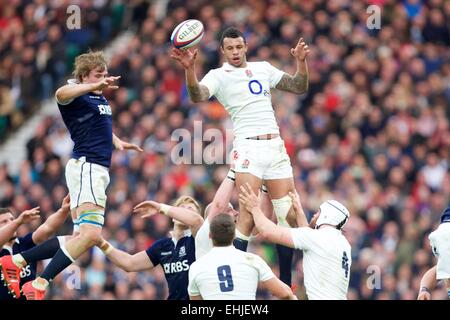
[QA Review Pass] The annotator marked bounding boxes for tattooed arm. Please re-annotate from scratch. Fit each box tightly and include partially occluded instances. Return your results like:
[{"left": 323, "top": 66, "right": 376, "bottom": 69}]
[
  {"left": 276, "top": 37, "right": 310, "bottom": 95},
  {"left": 186, "top": 82, "right": 210, "bottom": 103},
  {"left": 170, "top": 47, "right": 210, "bottom": 103}
]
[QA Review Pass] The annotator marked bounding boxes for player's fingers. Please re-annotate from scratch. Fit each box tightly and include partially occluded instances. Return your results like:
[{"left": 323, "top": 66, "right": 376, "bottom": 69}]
[
  {"left": 148, "top": 201, "right": 160, "bottom": 208},
  {"left": 245, "top": 182, "right": 255, "bottom": 194},
  {"left": 134, "top": 201, "right": 150, "bottom": 210},
  {"left": 239, "top": 184, "right": 250, "bottom": 196},
  {"left": 109, "top": 85, "right": 119, "bottom": 90},
  {"left": 131, "top": 144, "right": 143, "bottom": 152}
]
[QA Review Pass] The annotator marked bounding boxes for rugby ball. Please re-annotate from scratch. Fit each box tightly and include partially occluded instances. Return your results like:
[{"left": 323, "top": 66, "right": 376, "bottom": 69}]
[{"left": 171, "top": 19, "right": 204, "bottom": 50}]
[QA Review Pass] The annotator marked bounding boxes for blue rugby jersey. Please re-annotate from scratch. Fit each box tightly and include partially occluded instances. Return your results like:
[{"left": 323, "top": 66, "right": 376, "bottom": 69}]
[
  {"left": 0, "top": 233, "right": 37, "bottom": 300},
  {"left": 146, "top": 231, "right": 196, "bottom": 300},
  {"left": 57, "top": 93, "right": 113, "bottom": 168}
]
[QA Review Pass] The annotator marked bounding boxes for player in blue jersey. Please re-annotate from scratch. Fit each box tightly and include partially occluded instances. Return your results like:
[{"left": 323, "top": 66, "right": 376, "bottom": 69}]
[
  {"left": 98, "top": 196, "right": 204, "bottom": 300},
  {"left": 1, "top": 51, "right": 143, "bottom": 300},
  {"left": 0, "top": 195, "right": 70, "bottom": 299}
]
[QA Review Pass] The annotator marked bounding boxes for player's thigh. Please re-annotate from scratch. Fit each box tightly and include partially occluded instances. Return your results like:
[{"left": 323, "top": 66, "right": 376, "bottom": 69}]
[
  {"left": 264, "top": 177, "right": 295, "bottom": 199},
  {"left": 235, "top": 172, "right": 262, "bottom": 198},
  {"left": 235, "top": 172, "right": 262, "bottom": 231}
]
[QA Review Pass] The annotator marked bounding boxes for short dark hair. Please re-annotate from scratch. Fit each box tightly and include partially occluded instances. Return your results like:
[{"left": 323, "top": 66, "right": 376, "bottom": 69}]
[
  {"left": 210, "top": 213, "right": 235, "bottom": 246},
  {"left": 220, "top": 27, "right": 246, "bottom": 47}
]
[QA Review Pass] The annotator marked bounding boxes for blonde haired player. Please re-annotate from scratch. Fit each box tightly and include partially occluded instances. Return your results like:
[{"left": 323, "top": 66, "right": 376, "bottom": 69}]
[
  {"left": 171, "top": 26, "right": 310, "bottom": 286},
  {"left": 188, "top": 213, "right": 297, "bottom": 300},
  {"left": 2, "top": 50, "right": 142, "bottom": 299},
  {"left": 239, "top": 183, "right": 352, "bottom": 300}
]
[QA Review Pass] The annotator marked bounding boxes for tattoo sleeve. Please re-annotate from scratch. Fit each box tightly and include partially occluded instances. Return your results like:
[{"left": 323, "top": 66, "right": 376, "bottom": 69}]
[
  {"left": 276, "top": 73, "right": 308, "bottom": 94},
  {"left": 187, "top": 84, "right": 210, "bottom": 103}
]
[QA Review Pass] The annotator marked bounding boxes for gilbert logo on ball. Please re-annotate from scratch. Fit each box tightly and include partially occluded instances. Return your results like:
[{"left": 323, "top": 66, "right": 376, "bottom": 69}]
[{"left": 171, "top": 19, "right": 205, "bottom": 50}]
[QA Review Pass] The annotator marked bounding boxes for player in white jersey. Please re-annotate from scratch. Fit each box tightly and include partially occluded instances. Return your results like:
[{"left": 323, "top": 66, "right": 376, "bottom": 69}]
[
  {"left": 171, "top": 26, "right": 310, "bottom": 286},
  {"left": 188, "top": 213, "right": 297, "bottom": 300},
  {"left": 418, "top": 205, "right": 450, "bottom": 300},
  {"left": 239, "top": 183, "right": 352, "bottom": 300},
  {"left": 195, "top": 166, "right": 274, "bottom": 259}
]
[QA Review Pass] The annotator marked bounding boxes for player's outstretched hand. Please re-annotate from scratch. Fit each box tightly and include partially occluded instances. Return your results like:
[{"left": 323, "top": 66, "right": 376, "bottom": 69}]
[
  {"left": 239, "top": 182, "right": 260, "bottom": 213},
  {"left": 95, "top": 76, "right": 121, "bottom": 91},
  {"left": 170, "top": 47, "right": 198, "bottom": 69},
  {"left": 133, "top": 200, "right": 161, "bottom": 218},
  {"left": 16, "top": 207, "right": 40, "bottom": 225},
  {"left": 291, "top": 37, "right": 310, "bottom": 61},
  {"left": 113, "top": 136, "right": 143, "bottom": 152}
]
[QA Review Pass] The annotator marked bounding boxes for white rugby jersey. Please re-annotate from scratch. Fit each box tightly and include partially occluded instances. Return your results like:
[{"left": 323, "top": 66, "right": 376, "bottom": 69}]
[
  {"left": 199, "top": 61, "right": 285, "bottom": 139},
  {"left": 429, "top": 223, "right": 450, "bottom": 280},
  {"left": 188, "top": 245, "right": 274, "bottom": 299},
  {"left": 194, "top": 219, "right": 212, "bottom": 260},
  {"left": 290, "top": 226, "right": 351, "bottom": 300}
]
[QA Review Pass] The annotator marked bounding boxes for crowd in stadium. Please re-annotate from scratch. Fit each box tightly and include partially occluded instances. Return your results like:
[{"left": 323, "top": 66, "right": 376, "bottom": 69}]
[{"left": 0, "top": 0, "right": 449, "bottom": 299}]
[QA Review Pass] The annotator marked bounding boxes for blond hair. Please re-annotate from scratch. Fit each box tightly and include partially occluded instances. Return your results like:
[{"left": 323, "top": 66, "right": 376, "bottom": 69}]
[
  {"left": 173, "top": 195, "right": 202, "bottom": 216},
  {"left": 72, "top": 50, "right": 107, "bottom": 82}
]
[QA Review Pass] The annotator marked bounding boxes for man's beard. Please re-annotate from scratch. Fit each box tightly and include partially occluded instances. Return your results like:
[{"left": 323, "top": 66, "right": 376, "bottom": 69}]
[{"left": 9, "top": 236, "right": 16, "bottom": 242}]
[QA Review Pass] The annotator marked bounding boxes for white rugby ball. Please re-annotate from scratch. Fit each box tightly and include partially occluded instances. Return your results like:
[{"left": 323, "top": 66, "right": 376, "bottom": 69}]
[{"left": 171, "top": 19, "right": 204, "bottom": 50}]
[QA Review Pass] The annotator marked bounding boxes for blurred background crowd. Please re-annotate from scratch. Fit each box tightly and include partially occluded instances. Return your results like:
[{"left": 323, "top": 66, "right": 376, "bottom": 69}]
[{"left": 0, "top": 0, "right": 449, "bottom": 300}]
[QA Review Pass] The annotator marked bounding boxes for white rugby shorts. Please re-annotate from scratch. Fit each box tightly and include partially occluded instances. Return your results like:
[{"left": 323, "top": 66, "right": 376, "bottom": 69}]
[
  {"left": 65, "top": 157, "right": 110, "bottom": 210},
  {"left": 232, "top": 136, "right": 293, "bottom": 180}
]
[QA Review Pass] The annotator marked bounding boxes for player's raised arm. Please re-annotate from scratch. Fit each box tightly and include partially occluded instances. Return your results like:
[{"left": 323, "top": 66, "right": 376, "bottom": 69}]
[
  {"left": 32, "top": 195, "right": 71, "bottom": 245},
  {"left": 133, "top": 200, "right": 204, "bottom": 236},
  {"left": 170, "top": 48, "right": 210, "bottom": 103},
  {"left": 55, "top": 76, "right": 120, "bottom": 104},
  {"left": 239, "top": 183, "right": 295, "bottom": 248},
  {"left": 99, "top": 239, "right": 154, "bottom": 272},
  {"left": 205, "top": 168, "right": 236, "bottom": 221},
  {"left": 275, "top": 37, "right": 309, "bottom": 95}
]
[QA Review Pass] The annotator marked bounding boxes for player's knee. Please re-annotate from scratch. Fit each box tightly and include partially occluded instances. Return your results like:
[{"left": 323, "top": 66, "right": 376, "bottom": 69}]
[
  {"left": 78, "top": 209, "right": 105, "bottom": 246},
  {"left": 81, "top": 228, "right": 102, "bottom": 246},
  {"left": 272, "top": 195, "right": 295, "bottom": 227}
]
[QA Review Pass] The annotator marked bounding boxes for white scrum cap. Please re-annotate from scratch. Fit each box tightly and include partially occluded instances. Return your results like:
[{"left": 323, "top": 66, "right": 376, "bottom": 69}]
[{"left": 315, "top": 200, "right": 350, "bottom": 229}]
